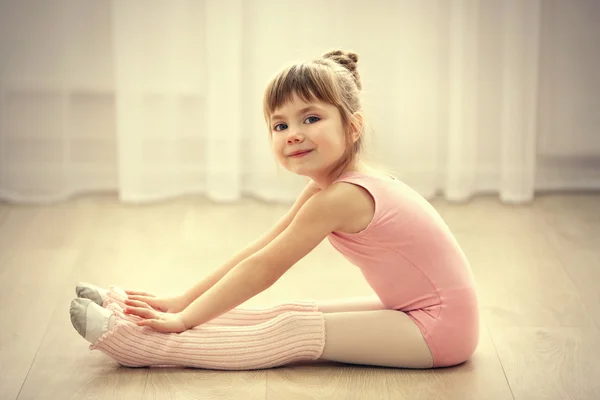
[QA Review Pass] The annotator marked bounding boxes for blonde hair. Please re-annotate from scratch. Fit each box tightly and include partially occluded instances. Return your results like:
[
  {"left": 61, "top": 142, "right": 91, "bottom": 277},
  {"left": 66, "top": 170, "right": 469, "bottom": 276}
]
[{"left": 263, "top": 50, "right": 365, "bottom": 172}]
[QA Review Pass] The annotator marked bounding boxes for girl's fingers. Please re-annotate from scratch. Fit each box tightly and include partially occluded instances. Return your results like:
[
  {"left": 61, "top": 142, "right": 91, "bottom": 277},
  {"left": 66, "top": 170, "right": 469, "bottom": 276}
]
[
  {"left": 124, "top": 306, "right": 155, "bottom": 319},
  {"left": 124, "top": 299, "right": 151, "bottom": 309},
  {"left": 136, "top": 316, "right": 187, "bottom": 333},
  {"left": 127, "top": 295, "right": 157, "bottom": 307},
  {"left": 137, "top": 319, "right": 165, "bottom": 331},
  {"left": 127, "top": 295, "right": 149, "bottom": 302},
  {"left": 125, "top": 290, "right": 156, "bottom": 297},
  {"left": 126, "top": 296, "right": 165, "bottom": 312}
]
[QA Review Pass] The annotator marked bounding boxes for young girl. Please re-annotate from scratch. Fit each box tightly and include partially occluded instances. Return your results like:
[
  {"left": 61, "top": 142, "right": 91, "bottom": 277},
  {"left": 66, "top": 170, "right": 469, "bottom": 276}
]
[{"left": 70, "top": 49, "right": 479, "bottom": 370}]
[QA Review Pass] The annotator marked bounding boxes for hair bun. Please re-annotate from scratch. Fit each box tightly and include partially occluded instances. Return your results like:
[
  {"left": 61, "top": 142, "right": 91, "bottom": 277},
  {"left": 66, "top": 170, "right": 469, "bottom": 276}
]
[{"left": 322, "top": 50, "right": 361, "bottom": 90}]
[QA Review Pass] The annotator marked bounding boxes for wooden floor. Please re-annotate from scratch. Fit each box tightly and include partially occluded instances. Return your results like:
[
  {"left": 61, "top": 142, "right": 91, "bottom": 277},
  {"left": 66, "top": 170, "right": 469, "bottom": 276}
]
[{"left": 0, "top": 192, "right": 599, "bottom": 400}]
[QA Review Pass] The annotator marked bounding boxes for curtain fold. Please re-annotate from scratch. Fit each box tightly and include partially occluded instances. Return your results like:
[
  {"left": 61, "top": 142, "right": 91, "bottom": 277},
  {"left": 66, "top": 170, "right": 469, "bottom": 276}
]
[
  {"left": 499, "top": 0, "right": 540, "bottom": 203},
  {"left": 445, "top": 0, "right": 479, "bottom": 202}
]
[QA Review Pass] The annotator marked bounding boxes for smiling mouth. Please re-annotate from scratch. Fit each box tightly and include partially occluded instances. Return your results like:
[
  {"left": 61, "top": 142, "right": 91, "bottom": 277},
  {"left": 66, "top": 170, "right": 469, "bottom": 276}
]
[{"left": 289, "top": 150, "right": 313, "bottom": 158}]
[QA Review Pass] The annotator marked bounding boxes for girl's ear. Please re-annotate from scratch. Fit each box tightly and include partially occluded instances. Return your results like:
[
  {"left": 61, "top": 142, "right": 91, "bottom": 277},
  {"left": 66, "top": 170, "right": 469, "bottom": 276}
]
[{"left": 350, "top": 112, "right": 364, "bottom": 143}]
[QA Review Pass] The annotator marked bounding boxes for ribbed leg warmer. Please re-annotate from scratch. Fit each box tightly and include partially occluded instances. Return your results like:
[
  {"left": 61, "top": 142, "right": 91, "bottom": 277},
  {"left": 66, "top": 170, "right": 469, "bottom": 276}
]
[{"left": 91, "top": 302, "right": 326, "bottom": 370}]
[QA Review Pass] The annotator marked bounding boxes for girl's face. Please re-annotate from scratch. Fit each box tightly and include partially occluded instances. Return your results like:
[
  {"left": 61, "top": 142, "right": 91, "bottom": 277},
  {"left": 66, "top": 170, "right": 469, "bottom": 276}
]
[{"left": 269, "top": 94, "right": 349, "bottom": 179}]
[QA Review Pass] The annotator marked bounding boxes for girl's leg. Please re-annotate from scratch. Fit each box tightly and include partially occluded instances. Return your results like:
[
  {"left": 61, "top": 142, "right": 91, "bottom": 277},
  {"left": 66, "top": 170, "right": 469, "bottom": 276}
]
[
  {"left": 320, "top": 310, "right": 434, "bottom": 368},
  {"left": 76, "top": 285, "right": 435, "bottom": 368},
  {"left": 76, "top": 301, "right": 433, "bottom": 370},
  {"left": 315, "top": 296, "right": 387, "bottom": 313}
]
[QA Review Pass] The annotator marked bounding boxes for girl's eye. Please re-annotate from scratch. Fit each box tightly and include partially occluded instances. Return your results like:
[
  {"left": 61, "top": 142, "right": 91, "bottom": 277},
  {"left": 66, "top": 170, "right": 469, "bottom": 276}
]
[{"left": 273, "top": 116, "right": 319, "bottom": 132}]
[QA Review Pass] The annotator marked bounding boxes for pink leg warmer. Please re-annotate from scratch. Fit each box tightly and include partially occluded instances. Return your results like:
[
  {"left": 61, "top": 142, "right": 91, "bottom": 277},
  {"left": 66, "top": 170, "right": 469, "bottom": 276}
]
[
  {"left": 91, "top": 303, "right": 326, "bottom": 370},
  {"left": 103, "top": 286, "right": 319, "bottom": 327}
]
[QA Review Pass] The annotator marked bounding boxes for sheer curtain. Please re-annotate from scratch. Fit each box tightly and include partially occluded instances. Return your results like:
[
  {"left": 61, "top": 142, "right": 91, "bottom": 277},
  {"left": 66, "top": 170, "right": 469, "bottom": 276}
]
[{"left": 1, "top": 0, "right": 599, "bottom": 205}]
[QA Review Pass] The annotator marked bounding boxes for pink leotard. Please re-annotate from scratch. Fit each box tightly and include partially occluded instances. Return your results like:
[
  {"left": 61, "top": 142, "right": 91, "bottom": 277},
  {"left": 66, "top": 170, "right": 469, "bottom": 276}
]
[{"left": 327, "top": 171, "right": 480, "bottom": 367}]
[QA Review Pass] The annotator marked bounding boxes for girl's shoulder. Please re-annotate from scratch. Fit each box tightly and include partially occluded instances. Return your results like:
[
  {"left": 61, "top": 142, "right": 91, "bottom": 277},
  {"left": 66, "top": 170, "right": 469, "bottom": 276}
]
[{"left": 322, "top": 178, "right": 377, "bottom": 232}]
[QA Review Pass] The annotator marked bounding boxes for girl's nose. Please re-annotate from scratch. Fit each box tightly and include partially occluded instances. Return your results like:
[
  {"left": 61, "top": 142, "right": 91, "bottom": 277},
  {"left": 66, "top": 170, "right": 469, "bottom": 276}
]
[{"left": 287, "top": 129, "right": 304, "bottom": 144}]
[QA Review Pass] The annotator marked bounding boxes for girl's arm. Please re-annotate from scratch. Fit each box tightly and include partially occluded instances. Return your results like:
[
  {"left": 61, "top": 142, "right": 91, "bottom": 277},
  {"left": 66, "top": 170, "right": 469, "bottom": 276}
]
[
  {"left": 178, "top": 183, "right": 351, "bottom": 329},
  {"left": 177, "top": 180, "right": 321, "bottom": 310}
]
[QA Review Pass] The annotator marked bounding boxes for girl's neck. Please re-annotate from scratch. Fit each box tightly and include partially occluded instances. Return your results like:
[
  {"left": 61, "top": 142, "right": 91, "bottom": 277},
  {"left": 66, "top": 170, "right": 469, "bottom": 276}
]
[{"left": 312, "top": 159, "right": 371, "bottom": 189}]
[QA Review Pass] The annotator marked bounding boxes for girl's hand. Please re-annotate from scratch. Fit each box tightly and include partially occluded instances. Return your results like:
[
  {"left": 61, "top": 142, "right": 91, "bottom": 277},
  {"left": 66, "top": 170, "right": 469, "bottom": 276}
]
[
  {"left": 124, "top": 289, "right": 187, "bottom": 313},
  {"left": 124, "top": 302, "right": 189, "bottom": 333}
]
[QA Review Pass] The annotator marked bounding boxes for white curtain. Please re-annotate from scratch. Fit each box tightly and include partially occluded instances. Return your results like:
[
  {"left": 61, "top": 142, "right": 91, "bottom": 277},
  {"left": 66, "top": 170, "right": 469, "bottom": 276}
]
[{"left": 1, "top": 0, "right": 599, "bottom": 205}]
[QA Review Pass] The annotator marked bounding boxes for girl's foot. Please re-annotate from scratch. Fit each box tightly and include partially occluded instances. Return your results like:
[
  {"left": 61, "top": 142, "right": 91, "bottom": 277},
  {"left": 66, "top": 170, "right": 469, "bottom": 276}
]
[
  {"left": 70, "top": 298, "right": 115, "bottom": 344},
  {"left": 75, "top": 282, "right": 108, "bottom": 306}
]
